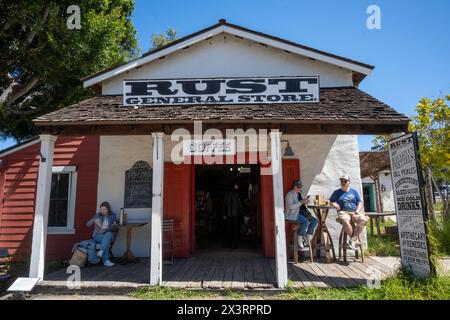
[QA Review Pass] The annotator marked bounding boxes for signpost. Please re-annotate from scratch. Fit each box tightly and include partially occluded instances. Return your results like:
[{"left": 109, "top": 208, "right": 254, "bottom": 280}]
[
  {"left": 123, "top": 76, "right": 319, "bottom": 106},
  {"left": 388, "top": 132, "right": 433, "bottom": 278}
]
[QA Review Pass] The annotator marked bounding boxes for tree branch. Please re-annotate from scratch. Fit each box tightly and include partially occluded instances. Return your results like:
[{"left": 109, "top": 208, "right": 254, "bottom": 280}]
[
  {"left": 1, "top": 77, "right": 40, "bottom": 112},
  {"left": 23, "top": 2, "right": 52, "bottom": 47}
]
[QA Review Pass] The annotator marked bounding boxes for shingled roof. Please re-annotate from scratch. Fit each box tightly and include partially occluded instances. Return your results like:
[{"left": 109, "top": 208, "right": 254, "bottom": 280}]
[
  {"left": 34, "top": 87, "right": 408, "bottom": 127},
  {"left": 359, "top": 150, "right": 391, "bottom": 178}
]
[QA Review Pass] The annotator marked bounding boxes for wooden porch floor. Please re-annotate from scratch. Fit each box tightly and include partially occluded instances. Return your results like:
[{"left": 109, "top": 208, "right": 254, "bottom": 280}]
[{"left": 41, "top": 251, "right": 397, "bottom": 290}]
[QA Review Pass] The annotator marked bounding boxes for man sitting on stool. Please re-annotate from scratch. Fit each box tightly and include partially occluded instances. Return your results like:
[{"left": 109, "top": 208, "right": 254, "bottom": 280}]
[
  {"left": 330, "top": 175, "right": 368, "bottom": 250},
  {"left": 285, "top": 179, "right": 318, "bottom": 250}
]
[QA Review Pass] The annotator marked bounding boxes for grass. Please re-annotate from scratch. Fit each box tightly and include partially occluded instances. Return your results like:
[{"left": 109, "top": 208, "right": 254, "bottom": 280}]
[
  {"left": 428, "top": 216, "right": 450, "bottom": 256},
  {"left": 130, "top": 274, "right": 450, "bottom": 300},
  {"left": 277, "top": 274, "right": 450, "bottom": 300},
  {"left": 366, "top": 219, "right": 400, "bottom": 257},
  {"left": 130, "top": 286, "right": 220, "bottom": 300}
]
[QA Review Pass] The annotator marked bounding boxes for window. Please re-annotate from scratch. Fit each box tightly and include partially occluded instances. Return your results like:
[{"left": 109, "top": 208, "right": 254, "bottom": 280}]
[{"left": 48, "top": 166, "right": 77, "bottom": 234}]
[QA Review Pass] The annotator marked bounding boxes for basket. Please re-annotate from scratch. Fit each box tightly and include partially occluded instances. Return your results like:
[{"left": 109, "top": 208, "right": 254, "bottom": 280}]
[{"left": 69, "top": 248, "right": 87, "bottom": 267}]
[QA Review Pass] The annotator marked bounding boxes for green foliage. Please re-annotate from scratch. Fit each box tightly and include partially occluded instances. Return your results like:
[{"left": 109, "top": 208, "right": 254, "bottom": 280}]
[
  {"left": 277, "top": 275, "right": 450, "bottom": 300},
  {"left": 131, "top": 275, "right": 450, "bottom": 300},
  {"left": 428, "top": 217, "right": 450, "bottom": 256},
  {"left": 366, "top": 220, "right": 400, "bottom": 256},
  {"left": 409, "top": 95, "right": 450, "bottom": 182},
  {"left": 0, "top": 0, "right": 139, "bottom": 140},
  {"left": 150, "top": 27, "right": 177, "bottom": 49},
  {"left": 130, "top": 286, "right": 218, "bottom": 300},
  {"left": 371, "top": 134, "right": 392, "bottom": 151}
]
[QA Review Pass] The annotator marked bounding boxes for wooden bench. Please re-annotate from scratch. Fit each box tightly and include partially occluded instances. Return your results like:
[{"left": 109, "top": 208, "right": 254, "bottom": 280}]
[
  {"left": 365, "top": 212, "right": 397, "bottom": 240},
  {"left": 163, "top": 219, "right": 174, "bottom": 265}
]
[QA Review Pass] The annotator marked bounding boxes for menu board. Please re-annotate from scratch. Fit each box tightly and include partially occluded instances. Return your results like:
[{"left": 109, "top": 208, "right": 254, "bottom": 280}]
[
  {"left": 388, "top": 132, "right": 432, "bottom": 278},
  {"left": 124, "top": 161, "right": 153, "bottom": 208}
]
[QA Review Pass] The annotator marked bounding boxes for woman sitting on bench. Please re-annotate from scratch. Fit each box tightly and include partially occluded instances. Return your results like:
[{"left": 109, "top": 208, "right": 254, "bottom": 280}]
[{"left": 86, "top": 201, "right": 118, "bottom": 267}]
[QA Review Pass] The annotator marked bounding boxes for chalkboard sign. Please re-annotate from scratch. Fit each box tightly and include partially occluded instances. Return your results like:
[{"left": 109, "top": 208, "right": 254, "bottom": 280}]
[{"left": 124, "top": 161, "right": 153, "bottom": 208}]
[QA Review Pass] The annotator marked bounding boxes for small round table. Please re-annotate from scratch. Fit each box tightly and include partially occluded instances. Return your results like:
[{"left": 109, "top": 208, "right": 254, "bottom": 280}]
[
  {"left": 307, "top": 204, "right": 336, "bottom": 262},
  {"left": 119, "top": 223, "right": 148, "bottom": 263}
]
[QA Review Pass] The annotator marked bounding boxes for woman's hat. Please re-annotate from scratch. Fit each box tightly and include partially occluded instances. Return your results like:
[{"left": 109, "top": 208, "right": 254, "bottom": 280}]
[{"left": 292, "top": 179, "right": 302, "bottom": 187}]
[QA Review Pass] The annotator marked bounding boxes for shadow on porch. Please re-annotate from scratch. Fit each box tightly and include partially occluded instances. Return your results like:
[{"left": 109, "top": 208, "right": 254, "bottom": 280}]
[{"left": 39, "top": 250, "right": 397, "bottom": 292}]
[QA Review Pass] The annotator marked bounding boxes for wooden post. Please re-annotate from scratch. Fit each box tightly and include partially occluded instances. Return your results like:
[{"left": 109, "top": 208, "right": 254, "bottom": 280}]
[
  {"left": 270, "top": 130, "right": 287, "bottom": 288},
  {"left": 150, "top": 132, "right": 164, "bottom": 286},
  {"left": 425, "top": 166, "right": 435, "bottom": 222},
  {"left": 29, "top": 134, "right": 57, "bottom": 279}
]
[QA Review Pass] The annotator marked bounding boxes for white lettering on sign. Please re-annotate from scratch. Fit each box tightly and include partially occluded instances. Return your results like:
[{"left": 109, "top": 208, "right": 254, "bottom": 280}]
[
  {"left": 388, "top": 132, "right": 431, "bottom": 278},
  {"left": 183, "top": 139, "right": 236, "bottom": 156},
  {"left": 123, "top": 76, "right": 319, "bottom": 106}
]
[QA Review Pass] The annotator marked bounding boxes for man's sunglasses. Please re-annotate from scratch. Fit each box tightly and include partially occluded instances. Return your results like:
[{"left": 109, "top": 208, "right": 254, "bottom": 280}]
[{"left": 340, "top": 179, "right": 349, "bottom": 183}]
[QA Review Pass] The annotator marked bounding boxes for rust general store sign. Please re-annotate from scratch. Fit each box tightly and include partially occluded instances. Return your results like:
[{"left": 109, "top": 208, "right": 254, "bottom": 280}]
[{"left": 123, "top": 76, "right": 319, "bottom": 106}]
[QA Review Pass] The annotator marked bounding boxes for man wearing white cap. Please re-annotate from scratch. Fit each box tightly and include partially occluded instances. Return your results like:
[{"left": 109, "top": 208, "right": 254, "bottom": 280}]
[{"left": 329, "top": 175, "right": 368, "bottom": 250}]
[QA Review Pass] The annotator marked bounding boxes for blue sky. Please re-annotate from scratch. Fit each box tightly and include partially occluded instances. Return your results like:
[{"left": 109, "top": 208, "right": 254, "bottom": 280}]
[{"left": 1, "top": 0, "right": 449, "bottom": 151}]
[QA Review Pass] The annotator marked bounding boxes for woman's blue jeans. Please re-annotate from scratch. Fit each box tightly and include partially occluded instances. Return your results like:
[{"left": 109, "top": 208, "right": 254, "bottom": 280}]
[
  {"left": 94, "top": 231, "right": 114, "bottom": 263},
  {"left": 296, "top": 212, "right": 318, "bottom": 236}
]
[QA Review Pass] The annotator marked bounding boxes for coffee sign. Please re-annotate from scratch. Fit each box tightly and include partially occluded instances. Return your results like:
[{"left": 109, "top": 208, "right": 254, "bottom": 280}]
[
  {"left": 388, "top": 133, "right": 432, "bottom": 278},
  {"left": 183, "top": 139, "right": 236, "bottom": 156},
  {"left": 123, "top": 76, "right": 319, "bottom": 106}
]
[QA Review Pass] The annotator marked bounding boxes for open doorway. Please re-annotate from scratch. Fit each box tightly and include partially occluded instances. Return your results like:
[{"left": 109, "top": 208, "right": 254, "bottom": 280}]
[{"left": 194, "top": 164, "right": 262, "bottom": 251}]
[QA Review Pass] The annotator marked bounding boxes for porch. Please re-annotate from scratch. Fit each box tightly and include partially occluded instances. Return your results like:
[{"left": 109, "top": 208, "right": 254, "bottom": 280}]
[{"left": 39, "top": 251, "right": 398, "bottom": 292}]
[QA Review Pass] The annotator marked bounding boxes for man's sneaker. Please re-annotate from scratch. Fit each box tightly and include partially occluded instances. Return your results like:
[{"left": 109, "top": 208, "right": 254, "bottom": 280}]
[
  {"left": 347, "top": 239, "right": 357, "bottom": 251},
  {"left": 97, "top": 250, "right": 103, "bottom": 258},
  {"left": 298, "top": 236, "right": 309, "bottom": 251},
  {"left": 104, "top": 260, "right": 115, "bottom": 267},
  {"left": 307, "top": 234, "right": 314, "bottom": 244}
]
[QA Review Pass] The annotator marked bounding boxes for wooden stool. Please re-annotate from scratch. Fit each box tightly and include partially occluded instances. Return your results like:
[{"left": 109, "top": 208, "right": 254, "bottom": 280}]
[
  {"left": 338, "top": 221, "right": 364, "bottom": 263},
  {"left": 285, "top": 220, "right": 314, "bottom": 263}
]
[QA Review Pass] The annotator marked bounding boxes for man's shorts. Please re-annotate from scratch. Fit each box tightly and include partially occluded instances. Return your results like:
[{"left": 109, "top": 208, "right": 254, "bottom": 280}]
[{"left": 336, "top": 211, "right": 367, "bottom": 222}]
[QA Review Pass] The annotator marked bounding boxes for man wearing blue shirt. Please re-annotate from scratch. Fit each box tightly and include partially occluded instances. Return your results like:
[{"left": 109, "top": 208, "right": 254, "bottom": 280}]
[{"left": 329, "top": 175, "right": 368, "bottom": 250}]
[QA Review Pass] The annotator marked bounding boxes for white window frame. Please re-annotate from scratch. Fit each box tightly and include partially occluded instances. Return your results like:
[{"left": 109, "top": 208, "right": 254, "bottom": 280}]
[{"left": 47, "top": 166, "right": 77, "bottom": 235}]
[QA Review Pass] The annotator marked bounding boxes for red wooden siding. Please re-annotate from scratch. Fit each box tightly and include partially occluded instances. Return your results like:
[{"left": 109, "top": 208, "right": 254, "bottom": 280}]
[
  {"left": 0, "top": 136, "right": 100, "bottom": 261},
  {"left": 261, "top": 159, "right": 300, "bottom": 257},
  {"left": 163, "top": 162, "right": 191, "bottom": 258}
]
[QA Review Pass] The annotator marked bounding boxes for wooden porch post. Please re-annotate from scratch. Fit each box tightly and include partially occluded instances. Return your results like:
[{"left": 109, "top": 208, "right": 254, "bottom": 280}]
[
  {"left": 150, "top": 132, "right": 164, "bottom": 286},
  {"left": 270, "top": 130, "right": 288, "bottom": 288},
  {"left": 29, "top": 134, "right": 57, "bottom": 279}
]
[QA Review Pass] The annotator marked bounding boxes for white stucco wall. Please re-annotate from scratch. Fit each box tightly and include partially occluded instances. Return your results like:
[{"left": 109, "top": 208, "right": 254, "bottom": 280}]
[
  {"left": 379, "top": 171, "right": 395, "bottom": 213},
  {"left": 102, "top": 33, "right": 353, "bottom": 95},
  {"left": 361, "top": 172, "right": 396, "bottom": 213},
  {"left": 97, "top": 136, "right": 153, "bottom": 257},
  {"left": 97, "top": 134, "right": 365, "bottom": 257},
  {"left": 287, "top": 135, "right": 366, "bottom": 248}
]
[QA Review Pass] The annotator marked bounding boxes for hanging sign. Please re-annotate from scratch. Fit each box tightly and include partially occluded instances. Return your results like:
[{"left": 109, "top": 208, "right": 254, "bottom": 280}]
[
  {"left": 183, "top": 139, "right": 236, "bottom": 156},
  {"left": 388, "top": 132, "right": 432, "bottom": 278},
  {"left": 123, "top": 76, "right": 319, "bottom": 106}
]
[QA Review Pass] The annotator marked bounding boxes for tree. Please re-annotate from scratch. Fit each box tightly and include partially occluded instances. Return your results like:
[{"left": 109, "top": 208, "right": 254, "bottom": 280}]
[
  {"left": 371, "top": 134, "right": 392, "bottom": 150},
  {"left": 0, "top": 0, "right": 139, "bottom": 140},
  {"left": 150, "top": 27, "right": 177, "bottom": 49},
  {"left": 409, "top": 95, "right": 450, "bottom": 219}
]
